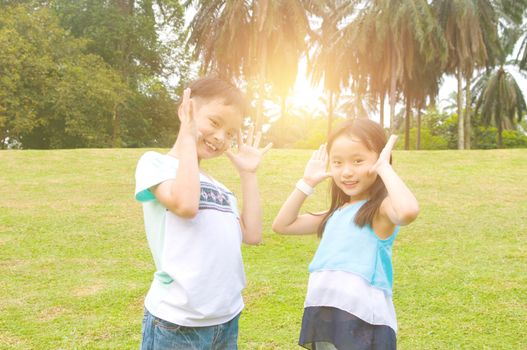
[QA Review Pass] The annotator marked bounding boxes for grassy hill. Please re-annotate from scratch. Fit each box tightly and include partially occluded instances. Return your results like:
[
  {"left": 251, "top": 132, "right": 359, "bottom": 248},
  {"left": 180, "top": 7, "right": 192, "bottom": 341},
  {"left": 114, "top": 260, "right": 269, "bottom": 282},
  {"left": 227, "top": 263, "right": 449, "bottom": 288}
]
[{"left": 1, "top": 148, "right": 526, "bottom": 349}]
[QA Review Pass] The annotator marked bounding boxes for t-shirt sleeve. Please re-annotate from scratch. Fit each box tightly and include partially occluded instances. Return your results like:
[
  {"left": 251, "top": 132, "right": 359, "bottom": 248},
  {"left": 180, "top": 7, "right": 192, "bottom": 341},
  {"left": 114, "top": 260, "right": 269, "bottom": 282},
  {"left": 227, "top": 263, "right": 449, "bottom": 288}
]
[{"left": 134, "top": 152, "right": 178, "bottom": 202}]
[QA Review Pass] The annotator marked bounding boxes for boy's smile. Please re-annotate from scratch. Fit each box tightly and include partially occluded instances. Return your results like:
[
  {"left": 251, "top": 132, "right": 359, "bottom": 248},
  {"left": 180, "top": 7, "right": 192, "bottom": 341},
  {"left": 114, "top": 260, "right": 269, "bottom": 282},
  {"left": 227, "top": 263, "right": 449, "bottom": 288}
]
[{"left": 193, "top": 98, "right": 243, "bottom": 160}]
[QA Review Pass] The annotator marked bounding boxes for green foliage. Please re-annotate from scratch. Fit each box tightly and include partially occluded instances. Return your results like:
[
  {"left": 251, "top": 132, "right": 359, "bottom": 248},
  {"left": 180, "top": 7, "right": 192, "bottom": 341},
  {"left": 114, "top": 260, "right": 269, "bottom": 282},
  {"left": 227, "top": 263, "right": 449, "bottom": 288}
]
[
  {"left": 473, "top": 126, "right": 527, "bottom": 149},
  {"left": 265, "top": 116, "right": 332, "bottom": 149},
  {"left": 0, "top": 1, "right": 188, "bottom": 149},
  {"left": 51, "top": 0, "right": 189, "bottom": 148},
  {"left": 473, "top": 125, "right": 499, "bottom": 149},
  {"left": 403, "top": 127, "right": 449, "bottom": 150},
  {"left": 0, "top": 5, "right": 128, "bottom": 149},
  {"left": 503, "top": 129, "right": 527, "bottom": 148}
]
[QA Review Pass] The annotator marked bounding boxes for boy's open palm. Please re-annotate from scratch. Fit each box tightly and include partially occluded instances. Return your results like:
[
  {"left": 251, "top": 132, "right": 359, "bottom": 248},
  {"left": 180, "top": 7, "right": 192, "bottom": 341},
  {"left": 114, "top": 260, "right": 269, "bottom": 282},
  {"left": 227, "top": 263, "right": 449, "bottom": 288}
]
[
  {"left": 303, "top": 144, "right": 331, "bottom": 187},
  {"left": 369, "top": 135, "right": 398, "bottom": 175},
  {"left": 178, "top": 88, "right": 198, "bottom": 140},
  {"left": 225, "top": 125, "right": 272, "bottom": 174}
]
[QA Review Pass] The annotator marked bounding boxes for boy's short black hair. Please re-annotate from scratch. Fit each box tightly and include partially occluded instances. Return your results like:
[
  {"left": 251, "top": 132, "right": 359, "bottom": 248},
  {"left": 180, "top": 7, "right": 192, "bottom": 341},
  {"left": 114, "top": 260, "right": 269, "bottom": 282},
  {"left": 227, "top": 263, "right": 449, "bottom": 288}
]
[{"left": 188, "top": 77, "right": 248, "bottom": 117}]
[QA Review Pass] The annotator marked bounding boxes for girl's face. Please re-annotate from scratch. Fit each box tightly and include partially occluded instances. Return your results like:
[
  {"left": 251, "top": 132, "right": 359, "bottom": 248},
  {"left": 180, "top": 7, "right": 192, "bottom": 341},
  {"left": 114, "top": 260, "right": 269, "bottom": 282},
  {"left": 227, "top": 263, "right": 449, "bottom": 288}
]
[
  {"left": 193, "top": 98, "right": 243, "bottom": 160},
  {"left": 329, "top": 134, "right": 379, "bottom": 201}
]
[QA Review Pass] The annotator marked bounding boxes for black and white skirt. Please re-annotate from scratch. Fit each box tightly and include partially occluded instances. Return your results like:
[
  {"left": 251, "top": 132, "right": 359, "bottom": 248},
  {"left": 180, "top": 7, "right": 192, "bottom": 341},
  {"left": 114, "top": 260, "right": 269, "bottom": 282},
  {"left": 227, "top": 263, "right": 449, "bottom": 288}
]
[{"left": 298, "top": 271, "right": 397, "bottom": 350}]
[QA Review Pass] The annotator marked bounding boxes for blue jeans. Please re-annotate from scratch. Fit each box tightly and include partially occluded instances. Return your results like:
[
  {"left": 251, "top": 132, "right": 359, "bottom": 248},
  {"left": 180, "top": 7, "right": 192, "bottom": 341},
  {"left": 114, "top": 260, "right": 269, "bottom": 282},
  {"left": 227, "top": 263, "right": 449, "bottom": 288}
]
[{"left": 140, "top": 308, "right": 240, "bottom": 350}]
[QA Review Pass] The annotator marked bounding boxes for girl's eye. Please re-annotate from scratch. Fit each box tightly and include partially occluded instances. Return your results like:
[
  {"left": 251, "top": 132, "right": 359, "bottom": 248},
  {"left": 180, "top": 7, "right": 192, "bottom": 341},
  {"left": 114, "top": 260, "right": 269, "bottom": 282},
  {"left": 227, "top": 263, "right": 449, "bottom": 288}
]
[
  {"left": 210, "top": 119, "right": 219, "bottom": 127},
  {"left": 332, "top": 161, "right": 342, "bottom": 166},
  {"left": 353, "top": 160, "right": 364, "bottom": 165}
]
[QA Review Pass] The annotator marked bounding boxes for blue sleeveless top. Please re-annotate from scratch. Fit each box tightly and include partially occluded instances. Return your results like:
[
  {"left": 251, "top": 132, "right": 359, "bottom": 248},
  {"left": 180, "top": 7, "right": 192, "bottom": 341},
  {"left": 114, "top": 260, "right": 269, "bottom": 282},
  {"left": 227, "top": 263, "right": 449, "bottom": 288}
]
[{"left": 308, "top": 200, "right": 399, "bottom": 295}]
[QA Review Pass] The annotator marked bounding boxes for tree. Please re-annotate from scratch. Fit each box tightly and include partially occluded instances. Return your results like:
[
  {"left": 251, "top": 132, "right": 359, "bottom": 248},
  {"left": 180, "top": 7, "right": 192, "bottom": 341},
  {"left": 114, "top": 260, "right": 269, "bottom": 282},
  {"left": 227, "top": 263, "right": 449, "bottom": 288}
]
[
  {"left": 433, "top": 0, "right": 500, "bottom": 149},
  {"left": 52, "top": 0, "right": 188, "bottom": 147},
  {"left": 472, "top": 23, "right": 527, "bottom": 147},
  {"left": 0, "top": 4, "right": 128, "bottom": 149},
  {"left": 186, "top": 0, "right": 310, "bottom": 130},
  {"left": 337, "top": 0, "right": 442, "bottom": 139},
  {"left": 307, "top": 0, "right": 355, "bottom": 138}
]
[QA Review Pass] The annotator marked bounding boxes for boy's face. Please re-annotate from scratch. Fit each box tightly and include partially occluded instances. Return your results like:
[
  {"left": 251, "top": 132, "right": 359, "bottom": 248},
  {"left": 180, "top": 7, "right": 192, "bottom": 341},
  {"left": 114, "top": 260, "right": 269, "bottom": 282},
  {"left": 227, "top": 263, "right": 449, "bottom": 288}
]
[{"left": 193, "top": 98, "right": 243, "bottom": 160}]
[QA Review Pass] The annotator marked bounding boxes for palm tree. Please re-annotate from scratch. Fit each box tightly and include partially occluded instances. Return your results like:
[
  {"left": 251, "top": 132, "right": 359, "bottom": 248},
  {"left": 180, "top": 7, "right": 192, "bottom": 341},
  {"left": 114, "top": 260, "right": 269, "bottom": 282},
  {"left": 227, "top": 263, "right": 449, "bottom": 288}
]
[
  {"left": 399, "top": 3, "right": 446, "bottom": 150},
  {"left": 264, "top": 1, "right": 310, "bottom": 131},
  {"left": 307, "top": 0, "right": 355, "bottom": 138},
  {"left": 472, "top": 67, "right": 526, "bottom": 147},
  {"left": 337, "top": 0, "right": 442, "bottom": 137},
  {"left": 519, "top": 34, "right": 527, "bottom": 70},
  {"left": 472, "top": 23, "right": 527, "bottom": 147},
  {"left": 185, "top": 0, "right": 251, "bottom": 78},
  {"left": 432, "top": 0, "right": 500, "bottom": 149},
  {"left": 186, "top": 0, "right": 310, "bottom": 130}
]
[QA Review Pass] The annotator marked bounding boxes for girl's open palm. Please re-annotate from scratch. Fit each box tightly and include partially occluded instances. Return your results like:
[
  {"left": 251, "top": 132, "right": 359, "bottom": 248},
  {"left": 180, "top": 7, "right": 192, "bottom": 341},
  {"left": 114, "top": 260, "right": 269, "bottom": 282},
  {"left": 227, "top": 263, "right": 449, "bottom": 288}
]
[
  {"left": 303, "top": 144, "right": 331, "bottom": 187},
  {"left": 369, "top": 135, "right": 398, "bottom": 174},
  {"left": 225, "top": 125, "right": 272, "bottom": 174}
]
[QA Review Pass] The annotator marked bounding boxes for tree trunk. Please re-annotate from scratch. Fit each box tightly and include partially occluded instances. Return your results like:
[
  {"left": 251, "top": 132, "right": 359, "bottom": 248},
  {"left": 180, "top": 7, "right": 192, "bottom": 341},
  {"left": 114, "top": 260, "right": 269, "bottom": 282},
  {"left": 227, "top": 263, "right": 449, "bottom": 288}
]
[
  {"left": 327, "top": 90, "right": 334, "bottom": 140},
  {"left": 380, "top": 93, "right": 385, "bottom": 129},
  {"left": 0, "top": 128, "right": 6, "bottom": 149},
  {"left": 404, "top": 94, "right": 411, "bottom": 150},
  {"left": 457, "top": 67, "right": 464, "bottom": 149},
  {"left": 113, "top": 0, "right": 132, "bottom": 148},
  {"left": 255, "top": 43, "right": 267, "bottom": 131},
  {"left": 464, "top": 74, "right": 472, "bottom": 149},
  {"left": 497, "top": 121, "right": 503, "bottom": 148},
  {"left": 112, "top": 104, "right": 121, "bottom": 148},
  {"left": 416, "top": 107, "right": 421, "bottom": 150},
  {"left": 279, "top": 94, "right": 287, "bottom": 146},
  {"left": 389, "top": 67, "right": 397, "bottom": 134}
]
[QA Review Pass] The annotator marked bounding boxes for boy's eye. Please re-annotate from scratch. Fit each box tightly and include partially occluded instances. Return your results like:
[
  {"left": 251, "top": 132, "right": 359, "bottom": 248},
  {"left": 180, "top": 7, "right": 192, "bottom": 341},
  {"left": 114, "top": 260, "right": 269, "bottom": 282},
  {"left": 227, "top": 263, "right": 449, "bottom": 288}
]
[
  {"left": 210, "top": 119, "right": 219, "bottom": 127},
  {"left": 353, "top": 160, "right": 364, "bottom": 164},
  {"left": 332, "top": 160, "right": 342, "bottom": 166}
]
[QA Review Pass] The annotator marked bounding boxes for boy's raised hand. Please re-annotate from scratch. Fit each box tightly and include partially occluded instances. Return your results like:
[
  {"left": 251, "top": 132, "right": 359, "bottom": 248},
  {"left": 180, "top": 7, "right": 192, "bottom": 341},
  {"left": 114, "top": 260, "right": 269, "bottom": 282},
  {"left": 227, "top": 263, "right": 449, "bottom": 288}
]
[
  {"left": 177, "top": 88, "right": 199, "bottom": 140},
  {"left": 369, "top": 135, "right": 398, "bottom": 175},
  {"left": 225, "top": 125, "right": 272, "bottom": 174},
  {"left": 303, "top": 144, "right": 331, "bottom": 187}
]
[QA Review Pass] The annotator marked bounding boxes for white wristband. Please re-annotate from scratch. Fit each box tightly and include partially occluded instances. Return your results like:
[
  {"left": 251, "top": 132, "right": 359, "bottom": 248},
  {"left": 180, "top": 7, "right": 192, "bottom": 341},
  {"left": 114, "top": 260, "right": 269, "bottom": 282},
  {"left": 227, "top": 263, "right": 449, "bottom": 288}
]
[{"left": 296, "top": 179, "right": 314, "bottom": 196}]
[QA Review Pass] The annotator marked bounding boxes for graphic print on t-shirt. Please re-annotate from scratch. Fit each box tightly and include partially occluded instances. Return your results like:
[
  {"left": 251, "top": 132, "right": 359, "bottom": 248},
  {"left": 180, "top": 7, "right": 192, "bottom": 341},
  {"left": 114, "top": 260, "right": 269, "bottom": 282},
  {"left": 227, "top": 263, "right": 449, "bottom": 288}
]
[{"left": 199, "top": 182, "right": 234, "bottom": 213}]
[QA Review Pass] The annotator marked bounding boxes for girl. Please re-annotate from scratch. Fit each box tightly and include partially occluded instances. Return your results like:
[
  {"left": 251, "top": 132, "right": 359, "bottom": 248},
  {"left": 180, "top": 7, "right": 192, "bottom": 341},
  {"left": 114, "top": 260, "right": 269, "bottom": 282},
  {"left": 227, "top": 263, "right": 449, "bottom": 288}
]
[{"left": 272, "top": 118, "right": 419, "bottom": 350}]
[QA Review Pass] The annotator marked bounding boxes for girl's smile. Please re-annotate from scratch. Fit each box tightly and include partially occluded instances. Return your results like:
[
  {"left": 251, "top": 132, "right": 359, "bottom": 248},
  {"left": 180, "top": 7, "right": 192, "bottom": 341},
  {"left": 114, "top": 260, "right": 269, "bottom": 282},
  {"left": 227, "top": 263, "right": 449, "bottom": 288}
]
[{"left": 329, "top": 135, "right": 379, "bottom": 201}]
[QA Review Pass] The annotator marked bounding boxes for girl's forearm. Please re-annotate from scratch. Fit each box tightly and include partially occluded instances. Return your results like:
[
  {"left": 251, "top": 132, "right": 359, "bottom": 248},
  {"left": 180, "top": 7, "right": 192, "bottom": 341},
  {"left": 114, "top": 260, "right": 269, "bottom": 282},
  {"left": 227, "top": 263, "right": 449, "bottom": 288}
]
[
  {"left": 240, "top": 172, "right": 263, "bottom": 245},
  {"left": 377, "top": 164, "right": 419, "bottom": 225},
  {"left": 271, "top": 187, "right": 309, "bottom": 233}
]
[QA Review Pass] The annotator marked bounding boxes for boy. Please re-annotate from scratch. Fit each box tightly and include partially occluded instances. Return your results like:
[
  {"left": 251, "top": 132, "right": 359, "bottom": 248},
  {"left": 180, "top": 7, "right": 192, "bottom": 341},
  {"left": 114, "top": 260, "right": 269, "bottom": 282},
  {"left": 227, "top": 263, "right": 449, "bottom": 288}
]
[{"left": 135, "top": 77, "right": 272, "bottom": 349}]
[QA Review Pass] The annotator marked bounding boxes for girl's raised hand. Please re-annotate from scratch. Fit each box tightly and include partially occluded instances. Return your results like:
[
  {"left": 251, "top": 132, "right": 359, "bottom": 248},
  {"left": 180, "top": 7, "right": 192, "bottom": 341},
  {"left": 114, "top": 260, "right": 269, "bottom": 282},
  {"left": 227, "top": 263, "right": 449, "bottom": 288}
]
[
  {"left": 369, "top": 135, "right": 398, "bottom": 175},
  {"left": 225, "top": 125, "right": 272, "bottom": 174},
  {"left": 303, "top": 144, "right": 331, "bottom": 187}
]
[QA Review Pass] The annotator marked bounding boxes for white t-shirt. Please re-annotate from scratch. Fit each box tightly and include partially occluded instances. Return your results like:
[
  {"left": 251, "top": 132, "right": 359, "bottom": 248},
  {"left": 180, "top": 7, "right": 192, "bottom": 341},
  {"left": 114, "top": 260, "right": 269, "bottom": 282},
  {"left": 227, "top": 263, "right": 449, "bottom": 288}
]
[{"left": 135, "top": 151, "right": 245, "bottom": 327}]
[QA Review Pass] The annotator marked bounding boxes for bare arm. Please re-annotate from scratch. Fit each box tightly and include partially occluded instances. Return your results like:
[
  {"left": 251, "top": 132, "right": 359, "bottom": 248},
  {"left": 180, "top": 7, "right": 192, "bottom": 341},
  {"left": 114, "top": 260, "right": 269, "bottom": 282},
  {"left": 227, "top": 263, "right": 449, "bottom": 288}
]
[
  {"left": 372, "top": 136, "right": 419, "bottom": 232},
  {"left": 272, "top": 144, "right": 331, "bottom": 235},
  {"left": 226, "top": 126, "right": 272, "bottom": 245},
  {"left": 152, "top": 89, "right": 200, "bottom": 218}
]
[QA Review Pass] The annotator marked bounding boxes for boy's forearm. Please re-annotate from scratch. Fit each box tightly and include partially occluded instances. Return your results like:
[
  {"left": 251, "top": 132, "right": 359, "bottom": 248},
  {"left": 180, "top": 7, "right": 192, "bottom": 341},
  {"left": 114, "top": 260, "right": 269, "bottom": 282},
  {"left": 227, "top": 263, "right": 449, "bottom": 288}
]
[
  {"left": 377, "top": 164, "right": 419, "bottom": 224},
  {"left": 239, "top": 172, "right": 263, "bottom": 244},
  {"left": 170, "top": 133, "right": 200, "bottom": 217}
]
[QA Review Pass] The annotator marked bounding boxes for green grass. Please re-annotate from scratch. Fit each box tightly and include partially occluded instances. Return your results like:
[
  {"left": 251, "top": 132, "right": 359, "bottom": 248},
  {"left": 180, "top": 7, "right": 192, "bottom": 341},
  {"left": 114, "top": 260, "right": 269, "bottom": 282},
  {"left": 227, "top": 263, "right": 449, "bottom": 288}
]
[{"left": 1, "top": 148, "right": 526, "bottom": 349}]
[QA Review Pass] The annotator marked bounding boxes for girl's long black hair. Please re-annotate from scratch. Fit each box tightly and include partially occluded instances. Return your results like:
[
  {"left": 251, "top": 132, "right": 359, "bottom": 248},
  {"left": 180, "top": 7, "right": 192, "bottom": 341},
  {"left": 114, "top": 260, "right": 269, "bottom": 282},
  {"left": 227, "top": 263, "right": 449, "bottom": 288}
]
[{"left": 317, "top": 118, "right": 391, "bottom": 237}]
